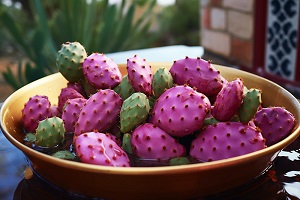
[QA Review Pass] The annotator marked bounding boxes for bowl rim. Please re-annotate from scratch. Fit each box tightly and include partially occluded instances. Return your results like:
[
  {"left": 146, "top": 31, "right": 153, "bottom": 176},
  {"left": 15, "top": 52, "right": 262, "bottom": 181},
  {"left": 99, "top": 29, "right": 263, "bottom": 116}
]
[{"left": 1, "top": 63, "right": 300, "bottom": 174}]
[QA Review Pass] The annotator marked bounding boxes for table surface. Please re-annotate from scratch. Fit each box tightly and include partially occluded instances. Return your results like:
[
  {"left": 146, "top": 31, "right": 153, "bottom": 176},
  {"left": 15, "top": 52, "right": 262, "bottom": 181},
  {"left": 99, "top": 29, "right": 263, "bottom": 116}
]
[{"left": 1, "top": 46, "right": 300, "bottom": 199}]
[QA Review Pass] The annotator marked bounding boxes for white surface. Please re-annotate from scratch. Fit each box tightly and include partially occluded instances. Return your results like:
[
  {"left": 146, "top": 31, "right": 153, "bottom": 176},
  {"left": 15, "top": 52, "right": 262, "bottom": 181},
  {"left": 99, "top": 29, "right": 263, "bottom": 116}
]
[{"left": 106, "top": 45, "right": 204, "bottom": 64}]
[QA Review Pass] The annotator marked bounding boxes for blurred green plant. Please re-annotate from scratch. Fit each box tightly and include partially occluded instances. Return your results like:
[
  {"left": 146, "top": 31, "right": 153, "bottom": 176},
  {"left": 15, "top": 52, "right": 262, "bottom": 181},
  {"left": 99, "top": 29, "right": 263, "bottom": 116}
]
[
  {"left": 0, "top": 0, "right": 157, "bottom": 90},
  {"left": 157, "top": 0, "right": 200, "bottom": 46}
]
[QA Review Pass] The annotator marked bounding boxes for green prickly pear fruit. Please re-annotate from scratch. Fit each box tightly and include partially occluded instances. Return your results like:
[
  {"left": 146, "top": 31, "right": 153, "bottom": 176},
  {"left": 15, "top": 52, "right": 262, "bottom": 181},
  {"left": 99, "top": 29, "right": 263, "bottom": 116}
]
[
  {"left": 122, "top": 133, "right": 132, "bottom": 154},
  {"left": 152, "top": 67, "right": 173, "bottom": 98},
  {"left": 204, "top": 117, "right": 219, "bottom": 126},
  {"left": 238, "top": 88, "right": 262, "bottom": 122},
  {"left": 56, "top": 41, "right": 87, "bottom": 83},
  {"left": 35, "top": 116, "right": 65, "bottom": 148},
  {"left": 52, "top": 150, "right": 75, "bottom": 160},
  {"left": 169, "top": 157, "right": 190, "bottom": 166},
  {"left": 113, "top": 75, "right": 135, "bottom": 100},
  {"left": 120, "top": 92, "right": 150, "bottom": 133}
]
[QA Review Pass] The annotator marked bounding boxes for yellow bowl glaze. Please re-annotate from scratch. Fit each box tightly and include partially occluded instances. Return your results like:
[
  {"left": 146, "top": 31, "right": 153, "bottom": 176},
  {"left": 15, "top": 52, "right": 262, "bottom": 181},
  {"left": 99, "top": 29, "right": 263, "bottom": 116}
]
[{"left": 1, "top": 63, "right": 300, "bottom": 200}]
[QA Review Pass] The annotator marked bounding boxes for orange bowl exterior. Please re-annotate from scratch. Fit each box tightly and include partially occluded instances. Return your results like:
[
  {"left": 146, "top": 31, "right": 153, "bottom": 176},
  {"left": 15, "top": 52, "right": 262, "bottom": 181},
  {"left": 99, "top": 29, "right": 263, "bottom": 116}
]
[{"left": 1, "top": 63, "right": 300, "bottom": 199}]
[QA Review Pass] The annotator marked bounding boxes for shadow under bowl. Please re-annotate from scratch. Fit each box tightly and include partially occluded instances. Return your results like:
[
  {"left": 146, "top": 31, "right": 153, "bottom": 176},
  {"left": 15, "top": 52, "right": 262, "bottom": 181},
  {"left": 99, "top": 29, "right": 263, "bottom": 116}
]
[{"left": 1, "top": 63, "right": 300, "bottom": 200}]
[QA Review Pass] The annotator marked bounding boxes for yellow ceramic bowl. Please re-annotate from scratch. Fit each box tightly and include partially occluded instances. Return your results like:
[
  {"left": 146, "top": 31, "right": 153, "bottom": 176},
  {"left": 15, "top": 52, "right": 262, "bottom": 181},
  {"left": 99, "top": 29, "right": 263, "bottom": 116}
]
[{"left": 1, "top": 63, "right": 300, "bottom": 199}]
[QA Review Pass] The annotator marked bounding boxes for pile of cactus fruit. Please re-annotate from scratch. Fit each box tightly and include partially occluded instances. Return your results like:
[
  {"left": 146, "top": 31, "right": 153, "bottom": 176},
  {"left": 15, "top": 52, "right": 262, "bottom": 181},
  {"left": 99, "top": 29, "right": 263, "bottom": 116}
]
[{"left": 21, "top": 41, "right": 296, "bottom": 167}]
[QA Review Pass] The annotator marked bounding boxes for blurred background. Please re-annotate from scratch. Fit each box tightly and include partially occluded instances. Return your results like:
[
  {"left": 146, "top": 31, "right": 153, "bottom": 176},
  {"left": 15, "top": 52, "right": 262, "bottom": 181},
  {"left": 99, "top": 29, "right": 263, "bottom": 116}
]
[{"left": 0, "top": 0, "right": 300, "bottom": 102}]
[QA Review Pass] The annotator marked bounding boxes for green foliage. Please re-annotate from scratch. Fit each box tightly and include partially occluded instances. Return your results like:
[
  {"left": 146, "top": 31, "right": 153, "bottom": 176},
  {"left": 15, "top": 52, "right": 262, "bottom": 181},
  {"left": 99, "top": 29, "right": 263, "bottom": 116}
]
[
  {"left": 0, "top": 0, "right": 158, "bottom": 89},
  {"left": 157, "top": 0, "right": 200, "bottom": 46}
]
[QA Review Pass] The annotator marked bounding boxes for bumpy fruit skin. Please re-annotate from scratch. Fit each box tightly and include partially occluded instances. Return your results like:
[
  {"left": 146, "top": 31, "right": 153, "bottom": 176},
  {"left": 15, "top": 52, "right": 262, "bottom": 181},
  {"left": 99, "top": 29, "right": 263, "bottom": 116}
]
[
  {"left": 254, "top": 107, "right": 296, "bottom": 146},
  {"left": 120, "top": 92, "right": 150, "bottom": 133},
  {"left": 62, "top": 98, "right": 87, "bottom": 133},
  {"left": 56, "top": 41, "right": 87, "bottom": 83},
  {"left": 169, "top": 57, "right": 225, "bottom": 96},
  {"left": 58, "top": 87, "right": 85, "bottom": 113},
  {"left": 122, "top": 133, "right": 132, "bottom": 154},
  {"left": 131, "top": 123, "right": 186, "bottom": 160},
  {"left": 22, "top": 95, "right": 52, "bottom": 133},
  {"left": 150, "top": 85, "right": 211, "bottom": 137},
  {"left": 238, "top": 88, "right": 262, "bottom": 123},
  {"left": 113, "top": 74, "right": 135, "bottom": 100},
  {"left": 127, "top": 55, "right": 153, "bottom": 96},
  {"left": 211, "top": 78, "right": 244, "bottom": 121},
  {"left": 152, "top": 67, "right": 173, "bottom": 98},
  {"left": 75, "top": 131, "right": 130, "bottom": 167},
  {"left": 83, "top": 53, "right": 122, "bottom": 89},
  {"left": 35, "top": 117, "right": 65, "bottom": 148},
  {"left": 74, "top": 89, "right": 122, "bottom": 138},
  {"left": 190, "top": 122, "right": 266, "bottom": 162}
]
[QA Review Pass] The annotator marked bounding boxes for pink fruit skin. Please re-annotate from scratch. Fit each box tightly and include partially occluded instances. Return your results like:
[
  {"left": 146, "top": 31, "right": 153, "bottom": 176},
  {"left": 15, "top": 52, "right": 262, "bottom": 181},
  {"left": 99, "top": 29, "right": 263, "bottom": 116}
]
[
  {"left": 169, "top": 57, "right": 225, "bottom": 96},
  {"left": 83, "top": 53, "right": 122, "bottom": 89},
  {"left": 190, "top": 122, "right": 266, "bottom": 162},
  {"left": 75, "top": 131, "right": 130, "bottom": 167},
  {"left": 74, "top": 89, "right": 122, "bottom": 138},
  {"left": 211, "top": 78, "right": 244, "bottom": 121},
  {"left": 58, "top": 87, "right": 85, "bottom": 112},
  {"left": 131, "top": 123, "right": 186, "bottom": 160},
  {"left": 62, "top": 98, "right": 87, "bottom": 133},
  {"left": 127, "top": 55, "right": 153, "bottom": 96},
  {"left": 254, "top": 107, "right": 296, "bottom": 146},
  {"left": 150, "top": 85, "right": 211, "bottom": 137},
  {"left": 66, "top": 82, "right": 86, "bottom": 97},
  {"left": 22, "top": 95, "right": 52, "bottom": 132}
]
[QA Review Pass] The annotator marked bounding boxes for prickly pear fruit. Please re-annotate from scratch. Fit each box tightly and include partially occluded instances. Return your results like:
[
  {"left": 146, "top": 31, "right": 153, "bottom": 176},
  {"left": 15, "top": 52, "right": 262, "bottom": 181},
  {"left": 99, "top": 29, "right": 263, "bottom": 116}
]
[
  {"left": 66, "top": 82, "right": 86, "bottom": 97},
  {"left": 169, "top": 157, "right": 190, "bottom": 166},
  {"left": 131, "top": 123, "right": 186, "bottom": 160},
  {"left": 190, "top": 122, "right": 266, "bottom": 162},
  {"left": 169, "top": 57, "right": 225, "bottom": 96},
  {"left": 79, "top": 77, "right": 98, "bottom": 97},
  {"left": 113, "top": 74, "right": 135, "bottom": 100},
  {"left": 122, "top": 133, "right": 132, "bottom": 154},
  {"left": 127, "top": 55, "right": 153, "bottom": 96},
  {"left": 35, "top": 116, "right": 65, "bottom": 148},
  {"left": 152, "top": 67, "right": 173, "bottom": 98},
  {"left": 254, "top": 107, "right": 296, "bottom": 146},
  {"left": 56, "top": 41, "right": 87, "bottom": 82},
  {"left": 52, "top": 150, "right": 75, "bottom": 160},
  {"left": 150, "top": 85, "right": 211, "bottom": 137},
  {"left": 58, "top": 87, "right": 85, "bottom": 112},
  {"left": 238, "top": 88, "right": 262, "bottom": 122},
  {"left": 74, "top": 89, "right": 122, "bottom": 137},
  {"left": 211, "top": 78, "right": 244, "bottom": 121},
  {"left": 82, "top": 53, "right": 122, "bottom": 89},
  {"left": 62, "top": 98, "right": 86, "bottom": 133},
  {"left": 75, "top": 131, "right": 130, "bottom": 167},
  {"left": 22, "top": 95, "right": 52, "bottom": 133},
  {"left": 50, "top": 105, "right": 61, "bottom": 118},
  {"left": 120, "top": 92, "right": 150, "bottom": 133}
]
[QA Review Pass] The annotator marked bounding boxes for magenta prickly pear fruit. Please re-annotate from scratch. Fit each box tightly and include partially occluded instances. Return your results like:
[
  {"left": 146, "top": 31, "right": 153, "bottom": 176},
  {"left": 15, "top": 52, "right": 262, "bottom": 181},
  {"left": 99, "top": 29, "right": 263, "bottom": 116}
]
[
  {"left": 75, "top": 131, "right": 130, "bottom": 167},
  {"left": 22, "top": 95, "right": 52, "bottom": 133},
  {"left": 238, "top": 88, "right": 262, "bottom": 122},
  {"left": 83, "top": 53, "right": 122, "bottom": 89},
  {"left": 131, "top": 123, "right": 186, "bottom": 160},
  {"left": 150, "top": 85, "right": 211, "bottom": 137},
  {"left": 74, "top": 89, "right": 122, "bottom": 138},
  {"left": 190, "top": 122, "right": 266, "bottom": 162},
  {"left": 35, "top": 116, "right": 65, "bottom": 148},
  {"left": 127, "top": 55, "right": 153, "bottom": 96},
  {"left": 66, "top": 82, "right": 86, "bottom": 97},
  {"left": 58, "top": 87, "right": 85, "bottom": 113},
  {"left": 62, "top": 98, "right": 87, "bottom": 133},
  {"left": 211, "top": 78, "right": 244, "bottom": 121},
  {"left": 169, "top": 57, "right": 225, "bottom": 96},
  {"left": 50, "top": 105, "right": 61, "bottom": 118},
  {"left": 56, "top": 41, "right": 87, "bottom": 83},
  {"left": 120, "top": 92, "right": 150, "bottom": 133},
  {"left": 254, "top": 107, "right": 296, "bottom": 146}
]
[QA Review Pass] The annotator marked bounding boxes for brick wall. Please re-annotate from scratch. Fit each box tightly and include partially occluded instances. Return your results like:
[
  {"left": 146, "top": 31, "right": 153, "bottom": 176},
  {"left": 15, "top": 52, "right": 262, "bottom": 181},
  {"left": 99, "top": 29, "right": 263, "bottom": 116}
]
[{"left": 201, "top": 0, "right": 254, "bottom": 67}]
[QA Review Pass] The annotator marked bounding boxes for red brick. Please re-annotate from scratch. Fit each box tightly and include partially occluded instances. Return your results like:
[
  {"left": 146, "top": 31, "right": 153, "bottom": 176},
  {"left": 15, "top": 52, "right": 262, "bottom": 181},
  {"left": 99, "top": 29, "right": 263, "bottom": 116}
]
[
  {"left": 210, "top": 0, "right": 223, "bottom": 7},
  {"left": 231, "top": 37, "right": 253, "bottom": 67},
  {"left": 202, "top": 7, "right": 211, "bottom": 29}
]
